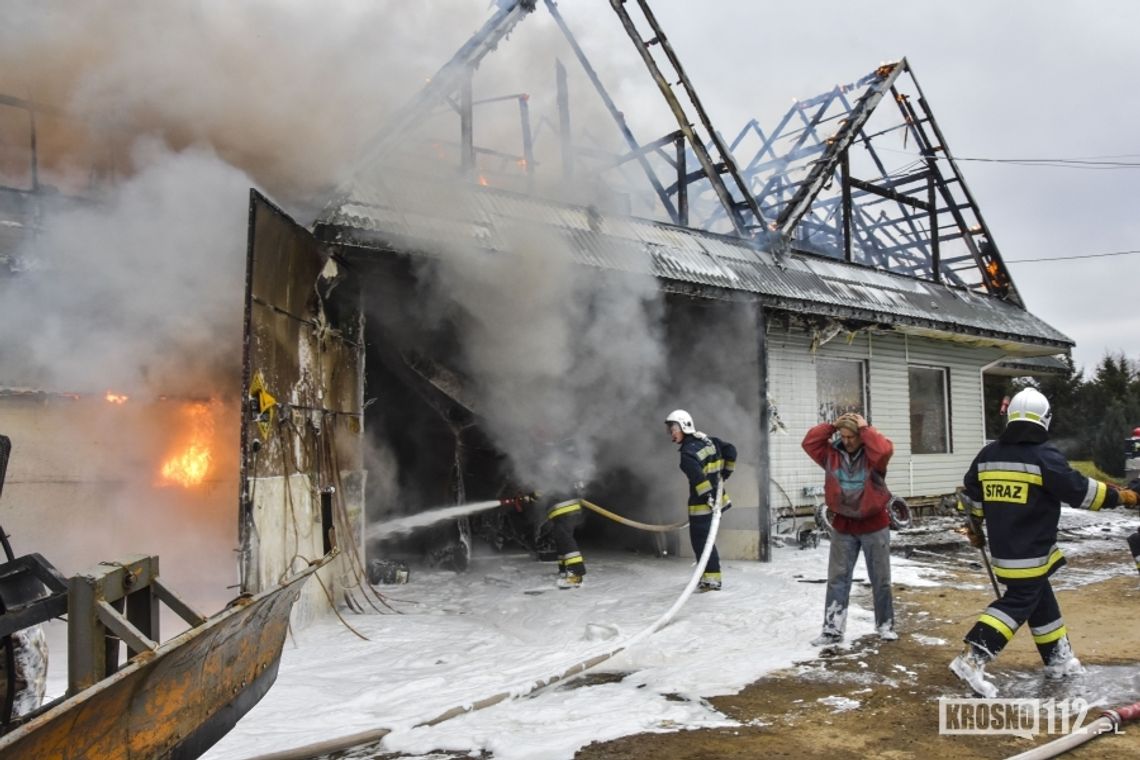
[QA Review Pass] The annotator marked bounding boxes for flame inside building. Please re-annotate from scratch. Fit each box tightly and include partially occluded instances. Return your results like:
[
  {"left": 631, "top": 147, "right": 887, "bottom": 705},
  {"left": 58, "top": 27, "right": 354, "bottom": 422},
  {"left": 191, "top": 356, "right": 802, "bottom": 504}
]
[{"left": 159, "top": 401, "right": 217, "bottom": 488}]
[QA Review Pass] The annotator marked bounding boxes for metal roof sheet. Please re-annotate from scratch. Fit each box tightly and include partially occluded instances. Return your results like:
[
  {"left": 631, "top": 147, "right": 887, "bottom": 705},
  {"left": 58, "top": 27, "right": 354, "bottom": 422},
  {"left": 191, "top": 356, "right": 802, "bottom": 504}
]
[{"left": 319, "top": 177, "right": 1071, "bottom": 356}]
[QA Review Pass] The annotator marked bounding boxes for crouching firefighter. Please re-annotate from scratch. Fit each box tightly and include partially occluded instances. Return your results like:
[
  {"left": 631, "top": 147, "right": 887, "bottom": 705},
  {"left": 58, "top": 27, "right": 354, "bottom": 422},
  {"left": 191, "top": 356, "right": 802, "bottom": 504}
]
[
  {"left": 665, "top": 409, "right": 737, "bottom": 591},
  {"left": 544, "top": 491, "right": 587, "bottom": 589},
  {"left": 951, "top": 388, "right": 1140, "bottom": 697}
]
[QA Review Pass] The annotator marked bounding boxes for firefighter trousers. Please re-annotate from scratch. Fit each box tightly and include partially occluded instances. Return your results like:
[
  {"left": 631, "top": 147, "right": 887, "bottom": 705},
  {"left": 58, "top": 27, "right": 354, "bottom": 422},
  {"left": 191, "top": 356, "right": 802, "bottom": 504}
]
[
  {"left": 964, "top": 577, "right": 1067, "bottom": 663},
  {"left": 550, "top": 508, "right": 586, "bottom": 577},
  {"left": 1128, "top": 531, "right": 1140, "bottom": 575},
  {"left": 688, "top": 512, "right": 721, "bottom": 577}
]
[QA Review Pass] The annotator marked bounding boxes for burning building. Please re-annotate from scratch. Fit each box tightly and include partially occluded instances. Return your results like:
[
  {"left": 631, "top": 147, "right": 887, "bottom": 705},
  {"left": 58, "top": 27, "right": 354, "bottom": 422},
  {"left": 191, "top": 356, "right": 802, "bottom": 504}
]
[{"left": 1, "top": 0, "right": 1072, "bottom": 632}]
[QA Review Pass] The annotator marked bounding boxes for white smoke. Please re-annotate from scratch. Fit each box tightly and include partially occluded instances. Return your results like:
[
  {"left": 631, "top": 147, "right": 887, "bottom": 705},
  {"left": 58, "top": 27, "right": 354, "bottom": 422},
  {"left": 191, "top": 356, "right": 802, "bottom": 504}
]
[
  {"left": 423, "top": 218, "right": 668, "bottom": 490},
  {"left": 0, "top": 142, "right": 252, "bottom": 396}
]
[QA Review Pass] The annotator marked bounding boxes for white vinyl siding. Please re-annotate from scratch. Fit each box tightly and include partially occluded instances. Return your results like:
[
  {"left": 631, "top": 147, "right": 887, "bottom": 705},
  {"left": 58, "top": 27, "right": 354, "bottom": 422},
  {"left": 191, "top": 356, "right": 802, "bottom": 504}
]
[{"left": 765, "top": 322, "right": 1004, "bottom": 511}]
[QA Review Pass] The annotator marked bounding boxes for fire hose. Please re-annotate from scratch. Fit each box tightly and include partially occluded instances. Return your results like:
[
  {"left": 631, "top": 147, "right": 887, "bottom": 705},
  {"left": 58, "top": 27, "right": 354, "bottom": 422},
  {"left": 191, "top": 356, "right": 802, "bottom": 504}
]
[
  {"left": 500, "top": 493, "right": 688, "bottom": 532},
  {"left": 580, "top": 499, "right": 688, "bottom": 531},
  {"left": 242, "top": 480, "right": 725, "bottom": 760},
  {"left": 1004, "top": 700, "right": 1140, "bottom": 760}
]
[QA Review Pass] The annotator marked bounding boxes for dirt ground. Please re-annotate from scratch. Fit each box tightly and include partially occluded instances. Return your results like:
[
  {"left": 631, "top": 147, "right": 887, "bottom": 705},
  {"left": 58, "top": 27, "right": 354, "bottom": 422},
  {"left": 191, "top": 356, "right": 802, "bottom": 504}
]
[{"left": 577, "top": 549, "right": 1140, "bottom": 760}]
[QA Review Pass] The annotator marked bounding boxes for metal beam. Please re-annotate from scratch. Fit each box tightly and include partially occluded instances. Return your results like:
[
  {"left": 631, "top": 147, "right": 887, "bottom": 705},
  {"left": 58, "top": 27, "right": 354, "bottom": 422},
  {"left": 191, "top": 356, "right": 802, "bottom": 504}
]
[
  {"left": 545, "top": 1, "right": 678, "bottom": 221},
  {"left": 608, "top": 0, "right": 764, "bottom": 235},
  {"left": 775, "top": 61, "right": 905, "bottom": 236}
]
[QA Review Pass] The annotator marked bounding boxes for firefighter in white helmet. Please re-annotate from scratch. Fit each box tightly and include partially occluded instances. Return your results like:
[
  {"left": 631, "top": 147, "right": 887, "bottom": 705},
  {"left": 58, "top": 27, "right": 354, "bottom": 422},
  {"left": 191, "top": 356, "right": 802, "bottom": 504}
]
[
  {"left": 665, "top": 409, "right": 737, "bottom": 591},
  {"left": 951, "top": 387, "right": 1140, "bottom": 697}
]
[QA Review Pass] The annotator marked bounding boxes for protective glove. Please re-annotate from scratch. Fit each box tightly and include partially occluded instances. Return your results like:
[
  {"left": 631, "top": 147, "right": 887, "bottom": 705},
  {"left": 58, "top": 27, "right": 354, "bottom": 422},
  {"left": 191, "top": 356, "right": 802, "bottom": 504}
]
[
  {"left": 964, "top": 519, "right": 986, "bottom": 549},
  {"left": 1118, "top": 488, "right": 1139, "bottom": 508}
]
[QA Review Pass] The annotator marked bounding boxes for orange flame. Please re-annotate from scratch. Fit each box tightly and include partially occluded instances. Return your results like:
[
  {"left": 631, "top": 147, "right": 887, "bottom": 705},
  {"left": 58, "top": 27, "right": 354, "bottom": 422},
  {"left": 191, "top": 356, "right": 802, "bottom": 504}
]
[
  {"left": 105, "top": 391, "right": 129, "bottom": 404},
  {"left": 477, "top": 175, "right": 489, "bottom": 187},
  {"left": 159, "top": 402, "right": 215, "bottom": 488}
]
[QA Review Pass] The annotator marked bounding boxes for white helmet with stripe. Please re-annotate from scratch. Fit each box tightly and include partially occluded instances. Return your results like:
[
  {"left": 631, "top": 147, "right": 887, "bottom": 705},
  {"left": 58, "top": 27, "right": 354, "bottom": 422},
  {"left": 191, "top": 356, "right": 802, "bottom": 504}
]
[
  {"left": 665, "top": 409, "right": 695, "bottom": 435},
  {"left": 1007, "top": 388, "right": 1052, "bottom": 430}
]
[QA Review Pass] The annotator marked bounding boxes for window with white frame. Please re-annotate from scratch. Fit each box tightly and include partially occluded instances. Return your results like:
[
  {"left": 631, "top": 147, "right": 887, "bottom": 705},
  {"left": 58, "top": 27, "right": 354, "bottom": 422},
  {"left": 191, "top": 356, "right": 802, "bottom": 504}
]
[
  {"left": 816, "top": 358, "right": 868, "bottom": 422},
  {"left": 909, "top": 365, "right": 951, "bottom": 454}
]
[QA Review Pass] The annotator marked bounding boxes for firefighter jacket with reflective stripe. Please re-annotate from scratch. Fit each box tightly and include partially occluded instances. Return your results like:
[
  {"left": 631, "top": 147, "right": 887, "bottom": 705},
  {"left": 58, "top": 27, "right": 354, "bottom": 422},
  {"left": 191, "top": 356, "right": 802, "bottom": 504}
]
[
  {"left": 963, "top": 429, "right": 1124, "bottom": 584},
  {"left": 678, "top": 434, "right": 737, "bottom": 516},
  {"left": 801, "top": 422, "right": 894, "bottom": 532}
]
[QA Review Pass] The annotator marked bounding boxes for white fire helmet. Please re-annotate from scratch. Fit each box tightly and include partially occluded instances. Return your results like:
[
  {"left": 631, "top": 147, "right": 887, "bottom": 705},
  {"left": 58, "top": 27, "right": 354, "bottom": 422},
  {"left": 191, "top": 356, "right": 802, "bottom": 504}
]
[
  {"left": 1006, "top": 388, "right": 1052, "bottom": 430},
  {"left": 665, "top": 409, "right": 695, "bottom": 435}
]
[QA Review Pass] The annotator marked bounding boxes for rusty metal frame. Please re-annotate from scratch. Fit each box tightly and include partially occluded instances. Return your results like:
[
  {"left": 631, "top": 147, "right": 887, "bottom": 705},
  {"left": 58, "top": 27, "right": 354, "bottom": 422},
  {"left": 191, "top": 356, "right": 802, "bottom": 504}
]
[
  {"left": 0, "top": 557, "right": 327, "bottom": 759},
  {"left": 67, "top": 554, "right": 205, "bottom": 695}
]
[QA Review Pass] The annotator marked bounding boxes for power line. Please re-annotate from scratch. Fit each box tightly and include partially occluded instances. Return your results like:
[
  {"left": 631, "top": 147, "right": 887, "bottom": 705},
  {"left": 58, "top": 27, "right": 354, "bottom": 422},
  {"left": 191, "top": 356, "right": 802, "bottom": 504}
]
[
  {"left": 949, "top": 156, "right": 1140, "bottom": 170},
  {"left": 1004, "top": 249, "right": 1140, "bottom": 263},
  {"left": 876, "top": 146, "right": 1140, "bottom": 169}
]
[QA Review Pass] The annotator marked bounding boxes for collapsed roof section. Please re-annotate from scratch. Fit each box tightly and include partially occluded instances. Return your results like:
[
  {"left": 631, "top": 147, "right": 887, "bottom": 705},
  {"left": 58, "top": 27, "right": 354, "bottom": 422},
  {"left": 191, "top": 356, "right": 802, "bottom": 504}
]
[
  {"left": 316, "top": 174, "right": 1070, "bottom": 356},
  {"left": 709, "top": 59, "right": 1021, "bottom": 306},
  {"left": 318, "top": 2, "right": 1032, "bottom": 330}
]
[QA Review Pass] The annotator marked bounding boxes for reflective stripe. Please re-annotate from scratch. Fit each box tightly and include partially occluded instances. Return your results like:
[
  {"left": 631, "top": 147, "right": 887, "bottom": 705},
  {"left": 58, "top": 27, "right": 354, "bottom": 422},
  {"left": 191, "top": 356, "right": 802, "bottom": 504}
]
[
  {"left": 1008, "top": 410, "right": 1044, "bottom": 424},
  {"left": 560, "top": 552, "right": 584, "bottom": 566},
  {"left": 547, "top": 500, "right": 582, "bottom": 520},
  {"left": 701, "top": 571, "right": 722, "bottom": 582},
  {"left": 723, "top": 461, "right": 736, "bottom": 472},
  {"left": 695, "top": 479, "right": 712, "bottom": 495},
  {"left": 983, "top": 606, "right": 1019, "bottom": 633},
  {"left": 978, "top": 613, "right": 1015, "bottom": 641},
  {"left": 978, "top": 461, "right": 1043, "bottom": 476},
  {"left": 1030, "top": 617, "right": 1065, "bottom": 637},
  {"left": 991, "top": 548, "right": 1064, "bottom": 579},
  {"left": 978, "top": 470, "right": 1044, "bottom": 486},
  {"left": 957, "top": 495, "right": 985, "bottom": 518},
  {"left": 1080, "top": 479, "right": 1107, "bottom": 510},
  {"left": 1032, "top": 625, "right": 1067, "bottom": 645},
  {"left": 696, "top": 445, "right": 717, "bottom": 460},
  {"left": 702, "top": 458, "right": 724, "bottom": 474},
  {"left": 690, "top": 491, "right": 730, "bottom": 511},
  {"left": 990, "top": 546, "right": 1060, "bottom": 569}
]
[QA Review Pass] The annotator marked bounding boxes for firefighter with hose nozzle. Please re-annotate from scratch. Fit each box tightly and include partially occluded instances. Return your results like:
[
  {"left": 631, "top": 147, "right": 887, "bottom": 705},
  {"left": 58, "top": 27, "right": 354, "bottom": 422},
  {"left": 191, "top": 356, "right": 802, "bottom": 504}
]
[
  {"left": 951, "top": 387, "right": 1140, "bottom": 698},
  {"left": 501, "top": 437, "right": 591, "bottom": 590}
]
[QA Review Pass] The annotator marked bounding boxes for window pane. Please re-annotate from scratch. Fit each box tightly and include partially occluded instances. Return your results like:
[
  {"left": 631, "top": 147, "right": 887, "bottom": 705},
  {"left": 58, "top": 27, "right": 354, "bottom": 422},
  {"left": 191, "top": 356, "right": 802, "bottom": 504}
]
[
  {"left": 816, "top": 358, "right": 866, "bottom": 422},
  {"left": 909, "top": 366, "right": 949, "bottom": 454}
]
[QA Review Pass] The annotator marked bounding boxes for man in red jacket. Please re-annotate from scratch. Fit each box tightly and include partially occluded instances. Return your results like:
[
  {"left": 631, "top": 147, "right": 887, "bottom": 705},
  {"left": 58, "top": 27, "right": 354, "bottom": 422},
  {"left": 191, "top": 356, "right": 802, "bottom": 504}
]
[{"left": 801, "top": 412, "right": 897, "bottom": 646}]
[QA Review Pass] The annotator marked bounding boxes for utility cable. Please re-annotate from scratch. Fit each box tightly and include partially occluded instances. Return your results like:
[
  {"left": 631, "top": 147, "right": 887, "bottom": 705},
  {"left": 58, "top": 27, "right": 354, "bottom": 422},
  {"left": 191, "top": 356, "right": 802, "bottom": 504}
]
[{"left": 1004, "top": 249, "right": 1140, "bottom": 264}]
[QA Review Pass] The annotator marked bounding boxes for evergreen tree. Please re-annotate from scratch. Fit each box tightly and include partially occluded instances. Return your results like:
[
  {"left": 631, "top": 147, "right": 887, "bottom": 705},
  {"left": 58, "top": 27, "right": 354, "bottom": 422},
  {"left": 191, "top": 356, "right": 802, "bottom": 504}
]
[
  {"left": 1037, "top": 355, "right": 1085, "bottom": 444},
  {"left": 1092, "top": 403, "right": 1130, "bottom": 478}
]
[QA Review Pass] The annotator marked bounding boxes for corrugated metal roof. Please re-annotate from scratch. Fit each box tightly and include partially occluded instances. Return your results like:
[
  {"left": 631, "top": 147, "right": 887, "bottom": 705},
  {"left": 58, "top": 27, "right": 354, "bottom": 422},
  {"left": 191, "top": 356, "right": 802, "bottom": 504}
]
[{"left": 318, "top": 176, "right": 1072, "bottom": 356}]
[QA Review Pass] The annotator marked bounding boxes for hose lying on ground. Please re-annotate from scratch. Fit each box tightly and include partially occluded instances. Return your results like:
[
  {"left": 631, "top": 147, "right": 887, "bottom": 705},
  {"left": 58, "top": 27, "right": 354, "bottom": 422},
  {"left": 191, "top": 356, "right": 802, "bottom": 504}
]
[
  {"left": 242, "top": 482, "right": 725, "bottom": 760},
  {"left": 1004, "top": 700, "right": 1140, "bottom": 760}
]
